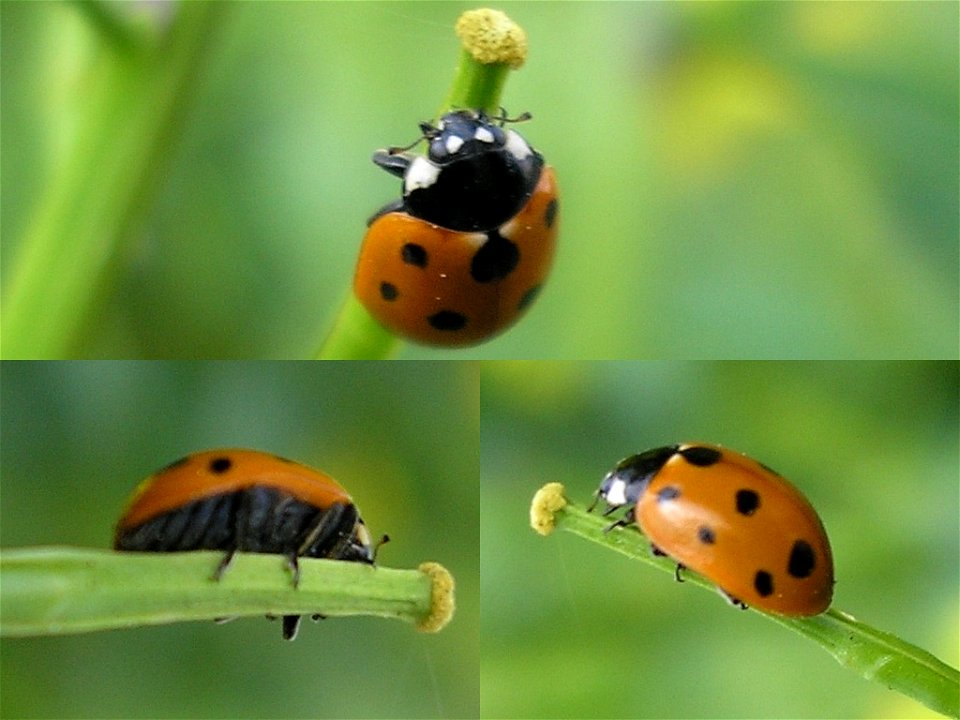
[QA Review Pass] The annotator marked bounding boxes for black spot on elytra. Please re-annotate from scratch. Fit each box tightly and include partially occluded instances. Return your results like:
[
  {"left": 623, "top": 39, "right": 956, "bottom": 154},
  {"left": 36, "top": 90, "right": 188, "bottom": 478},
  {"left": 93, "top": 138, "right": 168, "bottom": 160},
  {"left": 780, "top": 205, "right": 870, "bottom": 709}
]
[
  {"left": 518, "top": 285, "right": 541, "bottom": 312},
  {"left": 210, "top": 457, "right": 232, "bottom": 474},
  {"left": 380, "top": 282, "right": 398, "bottom": 301},
  {"left": 471, "top": 231, "right": 519, "bottom": 283},
  {"left": 544, "top": 198, "right": 558, "bottom": 228},
  {"left": 656, "top": 485, "right": 681, "bottom": 503},
  {"left": 679, "top": 446, "right": 722, "bottom": 467},
  {"left": 788, "top": 539, "right": 816, "bottom": 578},
  {"left": 697, "top": 526, "right": 715, "bottom": 544},
  {"left": 401, "top": 243, "right": 428, "bottom": 267},
  {"left": 754, "top": 570, "right": 774, "bottom": 597},
  {"left": 428, "top": 310, "right": 467, "bottom": 331},
  {"left": 736, "top": 489, "right": 760, "bottom": 516}
]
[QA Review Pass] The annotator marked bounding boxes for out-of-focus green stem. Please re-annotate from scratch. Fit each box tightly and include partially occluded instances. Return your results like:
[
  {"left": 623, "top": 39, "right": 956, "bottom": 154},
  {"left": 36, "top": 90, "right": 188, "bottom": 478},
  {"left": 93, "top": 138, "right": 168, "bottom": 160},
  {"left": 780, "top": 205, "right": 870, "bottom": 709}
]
[{"left": 1, "top": 2, "right": 224, "bottom": 358}]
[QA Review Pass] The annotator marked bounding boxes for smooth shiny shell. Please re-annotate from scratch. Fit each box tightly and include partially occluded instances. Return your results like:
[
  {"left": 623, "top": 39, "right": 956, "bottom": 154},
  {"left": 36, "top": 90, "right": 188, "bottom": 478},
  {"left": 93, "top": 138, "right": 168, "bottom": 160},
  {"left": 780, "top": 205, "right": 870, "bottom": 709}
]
[
  {"left": 637, "top": 443, "right": 834, "bottom": 616},
  {"left": 116, "top": 449, "right": 353, "bottom": 530},
  {"left": 354, "top": 166, "right": 558, "bottom": 346}
]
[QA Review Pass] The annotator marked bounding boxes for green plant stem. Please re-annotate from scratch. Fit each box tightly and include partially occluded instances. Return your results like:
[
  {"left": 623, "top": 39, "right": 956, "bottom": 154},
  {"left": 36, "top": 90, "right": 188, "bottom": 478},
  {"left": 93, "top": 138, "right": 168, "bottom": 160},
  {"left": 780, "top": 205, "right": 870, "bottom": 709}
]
[
  {"left": 74, "top": 0, "right": 167, "bottom": 50},
  {"left": 440, "top": 47, "right": 510, "bottom": 115},
  {"left": 0, "top": 547, "right": 448, "bottom": 637},
  {"left": 314, "top": 290, "right": 400, "bottom": 360},
  {"left": 314, "top": 293, "right": 398, "bottom": 359},
  {"left": 531, "top": 484, "right": 960, "bottom": 719},
  {"left": 1, "top": 2, "right": 223, "bottom": 358},
  {"left": 314, "top": 9, "right": 524, "bottom": 359}
]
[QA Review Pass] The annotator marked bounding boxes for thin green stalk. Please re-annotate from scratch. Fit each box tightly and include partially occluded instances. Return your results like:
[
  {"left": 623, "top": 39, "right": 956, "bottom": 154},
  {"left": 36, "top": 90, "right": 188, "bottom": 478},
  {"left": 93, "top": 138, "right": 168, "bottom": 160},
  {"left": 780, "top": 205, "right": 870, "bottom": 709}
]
[
  {"left": 442, "top": 8, "right": 527, "bottom": 114},
  {"left": 1, "top": 2, "right": 224, "bottom": 358},
  {"left": 531, "top": 484, "right": 960, "bottom": 719},
  {"left": 0, "top": 546, "right": 454, "bottom": 637},
  {"left": 315, "top": 293, "right": 398, "bottom": 360},
  {"left": 314, "top": 8, "right": 528, "bottom": 359},
  {"left": 441, "top": 49, "right": 510, "bottom": 115}
]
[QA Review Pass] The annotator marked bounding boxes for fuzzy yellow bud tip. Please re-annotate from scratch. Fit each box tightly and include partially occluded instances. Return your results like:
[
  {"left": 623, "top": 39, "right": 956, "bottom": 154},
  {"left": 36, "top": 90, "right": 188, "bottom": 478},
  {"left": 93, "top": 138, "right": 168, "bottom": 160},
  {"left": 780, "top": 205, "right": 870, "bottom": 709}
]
[
  {"left": 416, "top": 562, "right": 455, "bottom": 633},
  {"left": 455, "top": 9, "right": 528, "bottom": 69},
  {"left": 530, "top": 482, "right": 568, "bottom": 536}
]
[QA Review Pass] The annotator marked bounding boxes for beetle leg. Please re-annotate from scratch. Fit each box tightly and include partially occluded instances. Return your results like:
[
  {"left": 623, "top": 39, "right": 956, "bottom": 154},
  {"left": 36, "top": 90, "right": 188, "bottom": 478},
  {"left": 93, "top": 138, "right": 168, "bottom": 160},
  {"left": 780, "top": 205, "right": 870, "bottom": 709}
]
[
  {"left": 285, "top": 552, "right": 302, "bottom": 588},
  {"left": 282, "top": 615, "right": 301, "bottom": 641},
  {"left": 213, "top": 547, "right": 237, "bottom": 581},
  {"left": 717, "top": 587, "right": 748, "bottom": 609}
]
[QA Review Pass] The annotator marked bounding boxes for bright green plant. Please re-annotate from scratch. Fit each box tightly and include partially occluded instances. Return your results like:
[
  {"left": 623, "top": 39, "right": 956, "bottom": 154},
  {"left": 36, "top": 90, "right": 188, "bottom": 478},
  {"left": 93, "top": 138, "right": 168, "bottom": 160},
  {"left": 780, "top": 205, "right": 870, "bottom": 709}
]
[
  {"left": 0, "top": 5, "right": 532, "bottom": 360},
  {"left": 531, "top": 483, "right": 960, "bottom": 719},
  {"left": 0, "top": 547, "right": 454, "bottom": 637},
  {"left": 1, "top": 2, "right": 225, "bottom": 359}
]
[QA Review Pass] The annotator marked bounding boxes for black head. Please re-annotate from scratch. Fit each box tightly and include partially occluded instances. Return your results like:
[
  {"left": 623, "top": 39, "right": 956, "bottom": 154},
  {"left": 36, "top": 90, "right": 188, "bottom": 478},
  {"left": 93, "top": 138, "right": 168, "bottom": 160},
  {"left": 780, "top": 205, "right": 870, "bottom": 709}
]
[
  {"left": 423, "top": 110, "right": 512, "bottom": 165},
  {"left": 596, "top": 445, "right": 680, "bottom": 510},
  {"left": 375, "top": 109, "right": 545, "bottom": 232}
]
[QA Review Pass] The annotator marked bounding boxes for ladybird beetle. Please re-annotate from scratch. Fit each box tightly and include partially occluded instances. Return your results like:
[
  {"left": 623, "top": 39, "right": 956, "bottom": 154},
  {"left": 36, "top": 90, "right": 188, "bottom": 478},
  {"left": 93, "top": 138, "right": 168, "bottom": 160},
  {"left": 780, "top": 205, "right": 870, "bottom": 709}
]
[
  {"left": 353, "top": 109, "right": 559, "bottom": 346},
  {"left": 590, "top": 443, "right": 834, "bottom": 616},
  {"left": 114, "top": 449, "right": 382, "bottom": 640}
]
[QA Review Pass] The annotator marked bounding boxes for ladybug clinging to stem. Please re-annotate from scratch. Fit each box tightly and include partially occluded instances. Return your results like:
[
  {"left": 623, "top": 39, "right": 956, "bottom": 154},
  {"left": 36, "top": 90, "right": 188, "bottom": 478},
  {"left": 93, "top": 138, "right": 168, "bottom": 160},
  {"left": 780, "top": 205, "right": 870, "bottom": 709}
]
[
  {"left": 590, "top": 443, "right": 835, "bottom": 617},
  {"left": 114, "top": 449, "right": 386, "bottom": 640},
  {"left": 354, "top": 108, "right": 559, "bottom": 347}
]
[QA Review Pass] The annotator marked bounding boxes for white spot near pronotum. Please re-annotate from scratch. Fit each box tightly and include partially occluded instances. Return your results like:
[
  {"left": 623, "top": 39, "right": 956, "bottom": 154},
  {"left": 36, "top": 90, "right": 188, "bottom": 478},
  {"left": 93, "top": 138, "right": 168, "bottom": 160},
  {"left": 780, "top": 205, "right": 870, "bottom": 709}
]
[
  {"left": 474, "top": 126, "right": 495, "bottom": 144},
  {"left": 405, "top": 156, "right": 441, "bottom": 192},
  {"left": 355, "top": 522, "right": 372, "bottom": 548},
  {"left": 603, "top": 478, "right": 629, "bottom": 507},
  {"left": 463, "top": 232, "right": 487, "bottom": 250},
  {"left": 445, "top": 135, "right": 465, "bottom": 155},
  {"left": 505, "top": 130, "right": 532, "bottom": 161}
]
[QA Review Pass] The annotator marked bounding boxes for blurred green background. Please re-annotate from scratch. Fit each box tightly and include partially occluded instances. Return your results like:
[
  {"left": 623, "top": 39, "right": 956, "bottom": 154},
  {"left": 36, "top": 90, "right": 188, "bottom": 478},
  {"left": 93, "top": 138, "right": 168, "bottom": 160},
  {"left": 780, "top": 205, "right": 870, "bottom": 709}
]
[
  {"left": 2, "top": 2, "right": 957, "bottom": 358},
  {"left": 480, "top": 361, "right": 958, "bottom": 718},
  {"left": 0, "top": 361, "right": 479, "bottom": 718}
]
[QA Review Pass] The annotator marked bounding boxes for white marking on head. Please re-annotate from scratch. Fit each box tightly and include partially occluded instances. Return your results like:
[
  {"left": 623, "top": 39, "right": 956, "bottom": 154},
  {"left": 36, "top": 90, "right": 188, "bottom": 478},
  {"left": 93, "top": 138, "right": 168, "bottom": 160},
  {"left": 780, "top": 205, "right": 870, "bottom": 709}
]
[
  {"left": 504, "top": 130, "right": 533, "bottom": 161},
  {"left": 603, "top": 478, "right": 629, "bottom": 507},
  {"left": 405, "top": 156, "right": 442, "bottom": 192},
  {"left": 355, "top": 522, "right": 372, "bottom": 548},
  {"left": 445, "top": 134, "right": 465, "bottom": 155},
  {"left": 474, "top": 126, "right": 495, "bottom": 144}
]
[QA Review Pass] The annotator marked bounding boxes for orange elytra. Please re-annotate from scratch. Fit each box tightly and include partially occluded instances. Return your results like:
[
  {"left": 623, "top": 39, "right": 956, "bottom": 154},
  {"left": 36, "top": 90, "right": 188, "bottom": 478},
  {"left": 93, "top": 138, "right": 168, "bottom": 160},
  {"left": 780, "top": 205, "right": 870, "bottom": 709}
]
[
  {"left": 115, "top": 449, "right": 382, "bottom": 639},
  {"left": 591, "top": 443, "right": 834, "bottom": 616}
]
